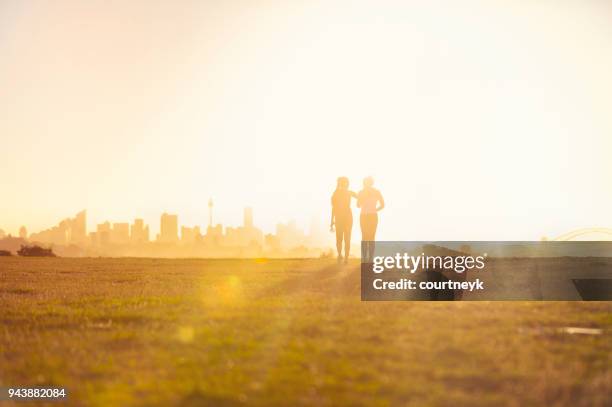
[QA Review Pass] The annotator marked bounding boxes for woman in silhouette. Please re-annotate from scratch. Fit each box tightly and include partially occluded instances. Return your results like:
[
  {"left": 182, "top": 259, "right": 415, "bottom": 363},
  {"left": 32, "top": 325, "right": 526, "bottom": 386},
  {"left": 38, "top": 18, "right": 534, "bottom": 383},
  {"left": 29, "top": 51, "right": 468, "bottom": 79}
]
[
  {"left": 357, "top": 176, "right": 385, "bottom": 261},
  {"left": 330, "top": 177, "right": 356, "bottom": 264}
]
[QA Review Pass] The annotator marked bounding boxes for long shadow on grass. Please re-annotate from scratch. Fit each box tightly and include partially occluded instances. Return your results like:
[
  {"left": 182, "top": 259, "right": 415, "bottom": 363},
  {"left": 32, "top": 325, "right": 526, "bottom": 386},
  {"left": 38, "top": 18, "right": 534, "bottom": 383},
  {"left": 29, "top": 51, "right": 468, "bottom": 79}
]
[{"left": 254, "top": 263, "right": 360, "bottom": 298}]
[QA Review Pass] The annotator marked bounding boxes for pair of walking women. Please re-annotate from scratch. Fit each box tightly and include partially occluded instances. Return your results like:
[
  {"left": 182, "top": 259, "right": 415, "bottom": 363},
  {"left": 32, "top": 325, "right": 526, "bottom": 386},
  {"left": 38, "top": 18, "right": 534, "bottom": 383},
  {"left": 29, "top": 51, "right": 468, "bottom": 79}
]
[{"left": 330, "top": 176, "right": 384, "bottom": 263}]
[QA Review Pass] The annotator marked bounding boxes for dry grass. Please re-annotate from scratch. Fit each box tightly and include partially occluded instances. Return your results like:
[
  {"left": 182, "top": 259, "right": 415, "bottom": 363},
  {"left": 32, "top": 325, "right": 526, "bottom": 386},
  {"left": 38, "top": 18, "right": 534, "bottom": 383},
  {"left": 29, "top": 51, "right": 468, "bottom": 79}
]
[{"left": 0, "top": 258, "right": 610, "bottom": 406}]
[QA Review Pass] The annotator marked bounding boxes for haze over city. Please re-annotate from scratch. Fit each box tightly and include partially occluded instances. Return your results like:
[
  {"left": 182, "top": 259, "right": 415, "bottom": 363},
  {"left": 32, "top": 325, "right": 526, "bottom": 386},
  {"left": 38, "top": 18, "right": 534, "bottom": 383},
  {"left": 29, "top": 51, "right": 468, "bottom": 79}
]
[
  {"left": 0, "top": 206, "right": 332, "bottom": 258},
  {"left": 1, "top": 0, "right": 611, "bottom": 240}
]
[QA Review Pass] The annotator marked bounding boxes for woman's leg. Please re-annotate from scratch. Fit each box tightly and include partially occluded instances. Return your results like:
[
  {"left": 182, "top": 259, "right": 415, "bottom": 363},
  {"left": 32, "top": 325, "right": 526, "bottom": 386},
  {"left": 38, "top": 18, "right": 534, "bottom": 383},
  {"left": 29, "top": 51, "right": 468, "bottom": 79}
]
[
  {"left": 361, "top": 214, "right": 378, "bottom": 261},
  {"left": 360, "top": 214, "right": 367, "bottom": 260},
  {"left": 360, "top": 214, "right": 373, "bottom": 261},
  {"left": 335, "top": 223, "right": 343, "bottom": 259},
  {"left": 344, "top": 216, "right": 352, "bottom": 262},
  {"left": 361, "top": 214, "right": 377, "bottom": 240},
  {"left": 367, "top": 214, "right": 378, "bottom": 260}
]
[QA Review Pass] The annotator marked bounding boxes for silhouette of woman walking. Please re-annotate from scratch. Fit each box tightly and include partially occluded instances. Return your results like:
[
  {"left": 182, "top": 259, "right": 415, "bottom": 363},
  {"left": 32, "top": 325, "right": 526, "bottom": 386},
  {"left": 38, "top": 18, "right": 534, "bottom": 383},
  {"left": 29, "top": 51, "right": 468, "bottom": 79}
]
[
  {"left": 330, "top": 177, "right": 356, "bottom": 264},
  {"left": 357, "top": 176, "right": 385, "bottom": 262}
]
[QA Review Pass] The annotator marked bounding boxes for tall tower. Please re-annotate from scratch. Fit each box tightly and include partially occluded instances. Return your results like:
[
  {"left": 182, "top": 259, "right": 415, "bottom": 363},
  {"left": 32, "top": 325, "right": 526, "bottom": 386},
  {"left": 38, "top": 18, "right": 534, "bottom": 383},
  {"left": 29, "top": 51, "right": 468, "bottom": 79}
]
[
  {"left": 19, "top": 226, "right": 27, "bottom": 239},
  {"left": 160, "top": 213, "right": 178, "bottom": 243},
  {"left": 244, "top": 207, "right": 253, "bottom": 228},
  {"left": 208, "top": 198, "right": 214, "bottom": 227}
]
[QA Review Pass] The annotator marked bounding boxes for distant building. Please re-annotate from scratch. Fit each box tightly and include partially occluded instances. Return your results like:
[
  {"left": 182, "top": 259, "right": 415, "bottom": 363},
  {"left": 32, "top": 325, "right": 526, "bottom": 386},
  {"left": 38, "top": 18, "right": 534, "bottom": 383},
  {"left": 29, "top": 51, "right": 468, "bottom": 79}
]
[
  {"left": 19, "top": 226, "right": 27, "bottom": 239},
  {"left": 0, "top": 229, "right": 5, "bottom": 239},
  {"left": 111, "top": 223, "right": 130, "bottom": 244},
  {"left": 224, "top": 207, "right": 263, "bottom": 247},
  {"left": 206, "top": 224, "right": 223, "bottom": 237},
  {"left": 30, "top": 220, "right": 68, "bottom": 245},
  {"left": 29, "top": 210, "right": 86, "bottom": 246},
  {"left": 203, "top": 224, "right": 223, "bottom": 246},
  {"left": 208, "top": 198, "right": 214, "bottom": 228},
  {"left": 97, "top": 222, "right": 112, "bottom": 246},
  {"left": 244, "top": 207, "right": 253, "bottom": 228},
  {"left": 159, "top": 213, "right": 178, "bottom": 243},
  {"left": 265, "top": 233, "right": 280, "bottom": 251},
  {"left": 181, "top": 226, "right": 201, "bottom": 244},
  {"left": 131, "top": 219, "right": 149, "bottom": 243},
  {"left": 70, "top": 210, "right": 87, "bottom": 245}
]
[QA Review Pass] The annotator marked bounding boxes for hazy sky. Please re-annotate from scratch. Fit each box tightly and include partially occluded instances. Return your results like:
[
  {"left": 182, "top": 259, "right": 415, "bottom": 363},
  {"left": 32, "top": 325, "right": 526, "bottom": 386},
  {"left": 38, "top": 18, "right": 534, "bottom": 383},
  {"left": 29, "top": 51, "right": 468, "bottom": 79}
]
[{"left": 1, "top": 0, "right": 611, "bottom": 240}]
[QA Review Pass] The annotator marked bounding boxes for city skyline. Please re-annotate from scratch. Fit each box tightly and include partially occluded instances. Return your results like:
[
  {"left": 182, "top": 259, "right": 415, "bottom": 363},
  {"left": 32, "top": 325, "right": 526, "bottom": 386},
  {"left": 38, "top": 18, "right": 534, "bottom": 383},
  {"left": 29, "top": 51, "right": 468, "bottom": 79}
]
[
  {"left": 0, "top": 207, "right": 325, "bottom": 243},
  {"left": 0, "top": 206, "right": 332, "bottom": 258}
]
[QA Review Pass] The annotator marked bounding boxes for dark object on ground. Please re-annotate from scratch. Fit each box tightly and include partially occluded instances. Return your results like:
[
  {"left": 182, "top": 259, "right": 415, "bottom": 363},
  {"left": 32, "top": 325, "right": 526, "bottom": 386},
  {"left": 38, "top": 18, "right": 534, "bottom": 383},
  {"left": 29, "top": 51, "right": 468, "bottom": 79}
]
[
  {"left": 0, "top": 249, "right": 12, "bottom": 256},
  {"left": 17, "top": 245, "right": 56, "bottom": 257},
  {"left": 572, "top": 279, "right": 612, "bottom": 300}
]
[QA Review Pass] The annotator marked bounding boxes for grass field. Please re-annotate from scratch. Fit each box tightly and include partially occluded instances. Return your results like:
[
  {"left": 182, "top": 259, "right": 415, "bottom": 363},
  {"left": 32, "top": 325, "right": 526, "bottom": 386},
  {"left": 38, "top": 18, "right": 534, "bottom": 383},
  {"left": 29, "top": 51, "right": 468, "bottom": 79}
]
[{"left": 0, "top": 258, "right": 610, "bottom": 406}]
